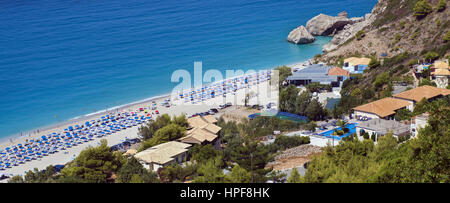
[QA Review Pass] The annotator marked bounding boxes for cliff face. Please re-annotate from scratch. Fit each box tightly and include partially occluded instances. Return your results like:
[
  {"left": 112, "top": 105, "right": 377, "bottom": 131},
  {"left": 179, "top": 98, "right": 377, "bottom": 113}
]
[
  {"left": 305, "top": 11, "right": 364, "bottom": 36},
  {"left": 321, "top": 0, "right": 450, "bottom": 61},
  {"left": 287, "top": 11, "right": 366, "bottom": 45}
]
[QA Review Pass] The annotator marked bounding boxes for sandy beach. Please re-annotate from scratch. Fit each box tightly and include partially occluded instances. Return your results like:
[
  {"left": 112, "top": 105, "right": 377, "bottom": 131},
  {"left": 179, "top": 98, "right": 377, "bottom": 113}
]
[{"left": 0, "top": 62, "right": 297, "bottom": 177}]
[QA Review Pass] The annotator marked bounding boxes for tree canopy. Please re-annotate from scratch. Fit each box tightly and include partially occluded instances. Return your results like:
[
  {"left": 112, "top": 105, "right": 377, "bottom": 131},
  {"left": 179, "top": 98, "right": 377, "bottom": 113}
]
[
  {"left": 302, "top": 97, "right": 450, "bottom": 183},
  {"left": 60, "top": 139, "right": 125, "bottom": 183}
]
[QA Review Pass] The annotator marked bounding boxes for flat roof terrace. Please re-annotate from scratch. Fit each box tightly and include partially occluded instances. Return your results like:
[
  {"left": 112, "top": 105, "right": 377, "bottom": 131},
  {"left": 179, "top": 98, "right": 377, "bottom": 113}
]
[{"left": 356, "top": 118, "right": 410, "bottom": 135}]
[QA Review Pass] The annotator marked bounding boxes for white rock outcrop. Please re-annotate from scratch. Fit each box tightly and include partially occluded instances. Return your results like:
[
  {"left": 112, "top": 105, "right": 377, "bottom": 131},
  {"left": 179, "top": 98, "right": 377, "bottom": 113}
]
[
  {"left": 305, "top": 12, "right": 360, "bottom": 36},
  {"left": 287, "top": 25, "right": 315, "bottom": 44},
  {"left": 322, "top": 13, "right": 376, "bottom": 52}
]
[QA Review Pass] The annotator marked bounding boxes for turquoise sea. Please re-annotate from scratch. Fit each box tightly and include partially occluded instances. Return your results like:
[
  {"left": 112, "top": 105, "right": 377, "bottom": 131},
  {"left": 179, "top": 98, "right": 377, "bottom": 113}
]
[{"left": 0, "top": 0, "right": 377, "bottom": 138}]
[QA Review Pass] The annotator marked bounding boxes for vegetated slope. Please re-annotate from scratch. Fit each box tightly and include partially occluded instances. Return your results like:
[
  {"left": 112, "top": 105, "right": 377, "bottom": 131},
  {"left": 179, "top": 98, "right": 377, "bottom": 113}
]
[
  {"left": 317, "top": 0, "right": 449, "bottom": 114},
  {"left": 324, "top": 0, "right": 449, "bottom": 60}
]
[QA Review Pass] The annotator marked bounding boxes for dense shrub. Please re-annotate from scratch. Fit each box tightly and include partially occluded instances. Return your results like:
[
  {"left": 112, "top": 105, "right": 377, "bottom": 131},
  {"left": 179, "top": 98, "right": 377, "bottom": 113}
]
[
  {"left": 273, "top": 135, "right": 310, "bottom": 150},
  {"left": 437, "top": 0, "right": 446, "bottom": 12},
  {"left": 368, "top": 57, "right": 380, "bottom": 69},
  {"left": 413, "top": 0, "right": 432, "bottom": 19},
  {"left": 443, "top": 31, "right": 450, "bottom": 43},
  {"left": 356, "top": 30, "right": 366, "bottom": 40},
  {"left": 423, "top": 51, "right": 439, "bottom": 62}
]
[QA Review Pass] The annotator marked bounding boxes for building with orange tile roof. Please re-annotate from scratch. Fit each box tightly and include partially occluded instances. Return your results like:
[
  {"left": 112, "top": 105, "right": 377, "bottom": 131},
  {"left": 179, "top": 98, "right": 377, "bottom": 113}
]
[
  {"left": 393, "top": 85, "right": 450, "bottom": 106},
  {"left": 328, "top": 67, "right": 350, "bottom": 77},
  {"left": 431, "top": 60, "right": 449, "bottom": 88},
  {"left": 183, "top": 115, "right": 221, "bottom": 147},
  {"left": 134, "top": 141, "right": 191, "bottom": 172},
  {"left": 433, "top": 60, "right": 449, "bottom": 70},
  {"left": 353, "top": 97, "right": 411, "bottom": 119},
  {"left": 178, "top": 127, "right": 218, "bottom": 145}
]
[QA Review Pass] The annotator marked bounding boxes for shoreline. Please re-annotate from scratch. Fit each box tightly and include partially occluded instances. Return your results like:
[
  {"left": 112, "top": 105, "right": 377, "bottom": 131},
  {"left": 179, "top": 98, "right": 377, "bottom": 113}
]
[
  {"left": 0, "top": 59, "right": 311, "bottom": 149},
  {"left": 0, "top": 68, "right": 280, "bottom": 177}
]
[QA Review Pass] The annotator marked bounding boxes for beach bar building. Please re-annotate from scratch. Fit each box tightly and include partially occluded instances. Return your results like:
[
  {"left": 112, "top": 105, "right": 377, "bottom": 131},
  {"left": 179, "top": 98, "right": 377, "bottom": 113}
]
[
  {"left": 134, "top": 141, "right": 191, "bottom": 172},
  {"left": 286, "top": 64, "right": 341, "bottom": 87},
  {"left": 353, "top": 97, "right": 411, "bottom": 120},
  {"left": 179, "top": 115, "right": 221, "bottom": 148},
  {"left": 356, "top": 118, "right": 411, "bottom": 142}
]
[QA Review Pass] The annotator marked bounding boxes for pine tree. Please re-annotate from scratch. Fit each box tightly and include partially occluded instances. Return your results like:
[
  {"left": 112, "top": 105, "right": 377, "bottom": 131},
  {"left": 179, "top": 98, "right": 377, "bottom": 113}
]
[{"left": 287, "top": 168, "right": 302, "bottom": 183}]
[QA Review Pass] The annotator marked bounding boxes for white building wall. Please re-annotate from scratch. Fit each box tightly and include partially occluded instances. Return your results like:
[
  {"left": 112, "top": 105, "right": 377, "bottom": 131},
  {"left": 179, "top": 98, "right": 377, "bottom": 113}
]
[
  {"left": 356, "top": 127, "right": 377, "bottom": 141},
  {"left": 434, "top": 76, "right": 449, "bottom": 89},
  {"left": 140, "top": 161, "right": 151, "bottom": 171},
  {"left": 152, "top": 163, "right": 163, "bottom": 172},
  {"left": 413, "top": 117, "right": 429, "bottom": 137},
  {"left": 354, "top": 111, "right": 380, "bottom": 119},
  {"left": 392, "top": 97, "right": 415, "bottom": 111}
]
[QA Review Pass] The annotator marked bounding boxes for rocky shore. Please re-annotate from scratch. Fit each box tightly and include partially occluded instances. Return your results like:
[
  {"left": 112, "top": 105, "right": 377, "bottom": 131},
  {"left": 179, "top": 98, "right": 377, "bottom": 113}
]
[{"left": 287, "top": 10, "right": 374, "bottom": 52}]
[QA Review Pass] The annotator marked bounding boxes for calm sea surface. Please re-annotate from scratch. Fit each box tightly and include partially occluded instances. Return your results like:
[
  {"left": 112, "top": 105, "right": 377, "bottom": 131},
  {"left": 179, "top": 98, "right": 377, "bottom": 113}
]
[{"left": 0, "top": 0, "right": 377, "bottom": 138}]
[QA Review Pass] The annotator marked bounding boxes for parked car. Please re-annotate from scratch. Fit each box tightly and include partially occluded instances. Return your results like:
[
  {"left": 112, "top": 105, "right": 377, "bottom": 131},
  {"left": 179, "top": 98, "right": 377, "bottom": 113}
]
[
  {"left": 208, "top": 110, "right": 215, "bottom": 115},
  {"left": 218, "top": 104, "right": 226, "bottom": 109},
  {"left": 210, "top": 108, "right": 219, "bottom": 113},
  {"left": 226, "top": 102, "right": 232, "bottom": 107}
]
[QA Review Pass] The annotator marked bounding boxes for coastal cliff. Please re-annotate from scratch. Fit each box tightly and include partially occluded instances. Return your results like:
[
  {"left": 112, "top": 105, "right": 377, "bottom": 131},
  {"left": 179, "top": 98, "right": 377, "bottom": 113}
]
[
  {"left": 316, "top": 0, "right": 449, "bottom": 114},
  {"left": 305, "top": 11, "right": 364, "bottom": 36},
  {"left": 287, "top": 10, "right": 368, "bottom": 46},
  {"left": 320, "top": 0, "right": 449, "bottom": 60}
]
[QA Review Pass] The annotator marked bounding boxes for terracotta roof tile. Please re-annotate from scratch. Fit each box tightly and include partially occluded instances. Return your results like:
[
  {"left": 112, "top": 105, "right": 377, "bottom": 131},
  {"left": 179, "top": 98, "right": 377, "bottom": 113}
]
[
  {"left": 432, "top": 68, "right": 450, "bottom": 76},
  {"left": 433, "top": 61, "right": 449, "bottom": 69},
  {"left": 328, "top": 67, "right": 350, "bottom": 77},
  {"left": 353, "top": 97, "right": 411, "bottom": 118},
  {"left": 393, "top": 85, "right": 450, "bottom": 102}
]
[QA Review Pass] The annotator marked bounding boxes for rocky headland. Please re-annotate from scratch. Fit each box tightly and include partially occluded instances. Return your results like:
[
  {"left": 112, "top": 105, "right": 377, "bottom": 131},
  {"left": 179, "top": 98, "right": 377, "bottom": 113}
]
[{"left": 287, "top": 10, "right": 372, "bottom": 52}]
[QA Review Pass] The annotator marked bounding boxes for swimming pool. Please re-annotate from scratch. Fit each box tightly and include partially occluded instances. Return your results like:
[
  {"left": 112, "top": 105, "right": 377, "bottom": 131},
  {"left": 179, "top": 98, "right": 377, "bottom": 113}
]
[{"left": 318, "top": 123, "right": 357, "bottom": 140}]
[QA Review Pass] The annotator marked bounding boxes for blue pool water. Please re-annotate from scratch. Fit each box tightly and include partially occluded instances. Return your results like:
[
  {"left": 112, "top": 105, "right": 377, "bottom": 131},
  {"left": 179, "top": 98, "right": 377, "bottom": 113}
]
[
  {"left": 319, "top": 123, "right": 357, "bottom": 140},
  {"left": 0, "top": 0, "right": 377, "bottom": 139}
]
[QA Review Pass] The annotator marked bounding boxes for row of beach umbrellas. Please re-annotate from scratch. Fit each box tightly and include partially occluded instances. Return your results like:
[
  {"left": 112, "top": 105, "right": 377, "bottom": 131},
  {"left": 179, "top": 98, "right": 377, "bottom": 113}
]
[
  {"left": 177, "top": 70, "right": 272, "bottom": 104},
  {"left": 0, "top": 111, "right": 152, "bottom": 171}
]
